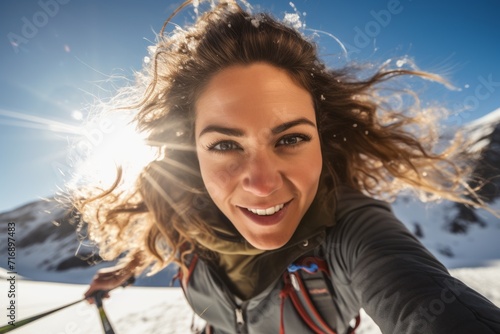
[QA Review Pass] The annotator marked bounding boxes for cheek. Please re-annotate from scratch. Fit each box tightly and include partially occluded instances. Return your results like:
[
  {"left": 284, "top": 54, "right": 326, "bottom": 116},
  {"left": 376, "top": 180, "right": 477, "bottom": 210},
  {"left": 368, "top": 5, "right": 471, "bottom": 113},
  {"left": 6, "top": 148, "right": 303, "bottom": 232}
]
[
  {"left": 299, "top": 144, "right": 322, "bottom": 193},
  {"left": 300, "top": 164, "right": 322, "bottom": 195},
  {"left": 198, "top": 154, "right": 241, "bottom": 202}
]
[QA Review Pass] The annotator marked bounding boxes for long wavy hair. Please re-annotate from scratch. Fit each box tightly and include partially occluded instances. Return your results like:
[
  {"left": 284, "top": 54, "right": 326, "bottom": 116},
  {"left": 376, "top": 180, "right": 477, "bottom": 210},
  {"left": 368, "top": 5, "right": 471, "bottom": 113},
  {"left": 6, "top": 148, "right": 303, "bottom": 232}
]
[{"left": 72, "top": 0, "right": 486, "bottom": 275}]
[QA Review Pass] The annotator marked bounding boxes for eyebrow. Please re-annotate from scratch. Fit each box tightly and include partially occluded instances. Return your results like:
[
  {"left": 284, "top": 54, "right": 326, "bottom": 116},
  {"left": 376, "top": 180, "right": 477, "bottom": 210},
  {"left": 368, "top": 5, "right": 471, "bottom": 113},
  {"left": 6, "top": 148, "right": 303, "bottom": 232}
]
[
  {"left": 271, "top": 118, "right": 316, "bottom": 134},
  {"left": 198, "top": 117, "right": 316, "bottom": 138}
]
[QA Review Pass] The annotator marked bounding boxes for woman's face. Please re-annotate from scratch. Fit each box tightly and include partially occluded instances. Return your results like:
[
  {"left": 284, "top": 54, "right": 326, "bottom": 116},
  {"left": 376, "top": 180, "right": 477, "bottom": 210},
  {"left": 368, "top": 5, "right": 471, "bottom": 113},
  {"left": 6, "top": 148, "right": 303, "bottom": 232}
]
[{"left": 195, "top": 63, "right": 322, "bottom": 250}]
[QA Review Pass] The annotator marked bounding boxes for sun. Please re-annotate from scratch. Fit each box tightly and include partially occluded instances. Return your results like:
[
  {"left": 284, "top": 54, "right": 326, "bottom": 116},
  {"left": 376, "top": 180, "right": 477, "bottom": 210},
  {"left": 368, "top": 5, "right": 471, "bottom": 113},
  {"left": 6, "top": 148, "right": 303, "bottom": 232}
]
[{"left": 71, "top": 112, "right": 157, "bottom": 190}]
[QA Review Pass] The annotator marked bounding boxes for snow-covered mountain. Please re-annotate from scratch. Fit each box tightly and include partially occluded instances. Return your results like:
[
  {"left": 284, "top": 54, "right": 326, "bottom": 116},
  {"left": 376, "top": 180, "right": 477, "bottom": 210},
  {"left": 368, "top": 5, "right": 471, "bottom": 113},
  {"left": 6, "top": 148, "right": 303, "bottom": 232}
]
[
  {"left": 1, "top": 199, "right": 107, "bottom": 283},
  {"left": 392, "top": 108, "right": 500, "bottom": 268},
  {"left": 0, "top": 196, "right": 176, "bottom": 286},
  {"left": 1, "top": 109, "right": 499, "bottom": 284}
]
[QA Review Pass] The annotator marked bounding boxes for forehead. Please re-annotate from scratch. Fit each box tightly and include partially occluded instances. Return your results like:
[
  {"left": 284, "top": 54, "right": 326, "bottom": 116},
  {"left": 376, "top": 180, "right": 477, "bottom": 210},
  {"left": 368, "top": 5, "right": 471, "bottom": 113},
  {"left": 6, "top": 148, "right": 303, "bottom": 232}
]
[{"left": 194, "top": 63, "right": 315, "bottom": 132}]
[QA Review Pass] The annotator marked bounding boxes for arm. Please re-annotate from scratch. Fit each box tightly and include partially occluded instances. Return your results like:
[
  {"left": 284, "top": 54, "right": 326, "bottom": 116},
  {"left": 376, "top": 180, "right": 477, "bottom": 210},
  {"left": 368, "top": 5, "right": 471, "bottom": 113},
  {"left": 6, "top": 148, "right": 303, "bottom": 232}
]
[
  {"left": 84, "top": 252, "right": 142, "bottom": 303},
  {"left": 327, "top": 198, "right": 500, "bottom": 333}
]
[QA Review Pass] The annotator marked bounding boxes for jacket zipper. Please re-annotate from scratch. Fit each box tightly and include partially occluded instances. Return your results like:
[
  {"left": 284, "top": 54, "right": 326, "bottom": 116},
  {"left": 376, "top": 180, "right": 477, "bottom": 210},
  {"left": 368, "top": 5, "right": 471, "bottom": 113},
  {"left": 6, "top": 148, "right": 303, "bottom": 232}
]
[
  {"left": 235, "top": 306, "right": 245, "bottom": 333},
  {"left": 206, "top": 263, "right": 249, "bottom": 333},
  {"left": 202, "top": 230, "right": 326, "bottom": 333}
]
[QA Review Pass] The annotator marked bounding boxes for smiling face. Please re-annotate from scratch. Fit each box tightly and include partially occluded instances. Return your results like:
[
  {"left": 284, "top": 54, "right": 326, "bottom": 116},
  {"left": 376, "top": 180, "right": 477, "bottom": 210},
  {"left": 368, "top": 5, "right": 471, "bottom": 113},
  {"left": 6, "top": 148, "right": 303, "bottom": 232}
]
[{"left": 195, "top": 63, "right": 322, "bottom": 250}]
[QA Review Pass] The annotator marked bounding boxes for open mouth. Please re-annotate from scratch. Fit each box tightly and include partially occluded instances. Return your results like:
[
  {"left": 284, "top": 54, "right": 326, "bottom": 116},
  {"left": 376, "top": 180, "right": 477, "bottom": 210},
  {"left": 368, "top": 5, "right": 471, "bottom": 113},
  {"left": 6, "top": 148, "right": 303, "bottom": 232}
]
[
  {"left": 245, "top": 203, "right": 285, "bottom": 216},
  {"left": 237, "top": 200, "right": 292, "bottom": 226}
]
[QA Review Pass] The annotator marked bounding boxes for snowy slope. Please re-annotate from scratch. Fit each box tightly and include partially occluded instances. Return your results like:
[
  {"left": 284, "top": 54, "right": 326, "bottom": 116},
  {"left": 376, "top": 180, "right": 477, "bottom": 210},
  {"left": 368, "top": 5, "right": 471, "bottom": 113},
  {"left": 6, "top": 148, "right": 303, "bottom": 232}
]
[{"left": 1, "top": 263, "right": 500, "bottom": 334}]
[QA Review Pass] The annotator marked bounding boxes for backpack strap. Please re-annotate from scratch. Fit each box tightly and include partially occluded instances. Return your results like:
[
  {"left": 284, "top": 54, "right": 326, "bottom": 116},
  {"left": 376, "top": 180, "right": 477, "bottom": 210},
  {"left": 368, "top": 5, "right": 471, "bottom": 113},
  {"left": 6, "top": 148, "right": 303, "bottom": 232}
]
[
  {"left": 181, "top": 253, "right": 199, "bottom": 290},
  {"left": 281, "top": 255, "right": 361, "bottom": 334},
  {"left": 173, "top": 253, "right": 214, "bottom": 334},
  {"left": 170, "top": 251, "right": 199, "bottom": 289}
]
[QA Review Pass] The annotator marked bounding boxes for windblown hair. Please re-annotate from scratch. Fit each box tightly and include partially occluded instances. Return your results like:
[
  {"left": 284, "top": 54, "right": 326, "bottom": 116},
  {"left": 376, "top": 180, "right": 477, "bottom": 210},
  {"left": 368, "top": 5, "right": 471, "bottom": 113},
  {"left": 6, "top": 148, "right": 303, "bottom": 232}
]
[{"left": 72, "top": 0, "right": 484, "bottom": 275}]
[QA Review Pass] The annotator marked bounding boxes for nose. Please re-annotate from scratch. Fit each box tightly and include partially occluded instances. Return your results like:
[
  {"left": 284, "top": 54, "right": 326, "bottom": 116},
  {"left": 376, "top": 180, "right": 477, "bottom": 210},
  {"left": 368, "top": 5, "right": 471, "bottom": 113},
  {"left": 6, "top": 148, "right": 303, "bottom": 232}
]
[{"left": 242, "top": 151, "right": 283, "bottom": 196}]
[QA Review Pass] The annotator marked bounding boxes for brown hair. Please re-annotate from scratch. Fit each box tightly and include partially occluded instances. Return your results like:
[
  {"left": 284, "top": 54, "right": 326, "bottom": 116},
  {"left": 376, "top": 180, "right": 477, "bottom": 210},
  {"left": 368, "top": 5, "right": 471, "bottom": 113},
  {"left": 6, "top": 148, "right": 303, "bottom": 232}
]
[{"left": 72, "top": 1, "right": 486, "bottom": 275}]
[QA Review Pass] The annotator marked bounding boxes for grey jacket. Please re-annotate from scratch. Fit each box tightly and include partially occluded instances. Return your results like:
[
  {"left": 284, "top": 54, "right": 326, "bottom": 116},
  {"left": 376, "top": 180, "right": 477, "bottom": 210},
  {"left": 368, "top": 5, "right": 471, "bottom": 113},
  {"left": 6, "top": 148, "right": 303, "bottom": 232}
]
[{"left": 182, "top": 190, "right": 500, "bottom": 333}]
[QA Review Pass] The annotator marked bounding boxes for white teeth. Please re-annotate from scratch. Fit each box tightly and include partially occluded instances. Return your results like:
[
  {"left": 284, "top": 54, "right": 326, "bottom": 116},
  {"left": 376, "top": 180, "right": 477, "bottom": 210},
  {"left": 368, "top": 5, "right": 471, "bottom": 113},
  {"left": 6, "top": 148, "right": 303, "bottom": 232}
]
[{"left": 247, "top": 204, "right": 284, "bottom": 216}]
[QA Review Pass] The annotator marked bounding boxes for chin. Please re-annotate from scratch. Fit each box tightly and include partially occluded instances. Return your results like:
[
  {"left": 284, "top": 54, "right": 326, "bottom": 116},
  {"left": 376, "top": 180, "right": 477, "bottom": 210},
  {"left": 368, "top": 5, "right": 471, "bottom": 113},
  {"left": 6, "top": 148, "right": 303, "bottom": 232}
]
[{"left": 246, "top": 234, "right": 291, "bottom": 251}]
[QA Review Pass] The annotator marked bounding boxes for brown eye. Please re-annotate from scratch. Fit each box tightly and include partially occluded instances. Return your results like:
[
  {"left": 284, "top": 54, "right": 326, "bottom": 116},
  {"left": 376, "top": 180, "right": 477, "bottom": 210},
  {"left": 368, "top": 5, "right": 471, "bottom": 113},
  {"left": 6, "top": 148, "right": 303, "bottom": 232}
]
[
  {"left": 208, "top": 141, "right": 241, "bottom": 152},
  {"left": 276, "top": 134, "right": 310, "bottom": 147}
]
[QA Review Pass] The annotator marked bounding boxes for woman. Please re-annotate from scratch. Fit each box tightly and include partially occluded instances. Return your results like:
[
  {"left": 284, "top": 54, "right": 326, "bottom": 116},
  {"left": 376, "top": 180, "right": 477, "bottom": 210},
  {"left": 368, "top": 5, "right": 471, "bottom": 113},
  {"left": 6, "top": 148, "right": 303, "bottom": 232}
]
[{"left": 78, "top": 1, "right": 500, "bottom": 333}]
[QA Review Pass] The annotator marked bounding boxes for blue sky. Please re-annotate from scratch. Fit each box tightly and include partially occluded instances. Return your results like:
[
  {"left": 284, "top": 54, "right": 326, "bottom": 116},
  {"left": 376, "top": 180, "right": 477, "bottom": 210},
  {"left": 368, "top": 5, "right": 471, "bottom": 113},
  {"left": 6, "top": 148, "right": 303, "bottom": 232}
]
[{"left": 1, "top": 0, "right": 499, "bottom": 212}]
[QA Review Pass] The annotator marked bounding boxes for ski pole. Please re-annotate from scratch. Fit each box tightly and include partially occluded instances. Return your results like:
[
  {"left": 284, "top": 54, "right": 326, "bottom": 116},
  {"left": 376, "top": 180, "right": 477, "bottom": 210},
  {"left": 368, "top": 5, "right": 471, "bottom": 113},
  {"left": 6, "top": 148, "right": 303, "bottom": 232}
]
[
  {"left": 0, "top": 298, "right": 84, "bottom": 334},
  {"left": 94, "top": 290, "right": 116, "bottom": 334},
  {"left": 92, "top": 276, "right": 135, "bottom": 334},
  {"left": 0, "top": 276, "right": 135, "bottom": 333}
]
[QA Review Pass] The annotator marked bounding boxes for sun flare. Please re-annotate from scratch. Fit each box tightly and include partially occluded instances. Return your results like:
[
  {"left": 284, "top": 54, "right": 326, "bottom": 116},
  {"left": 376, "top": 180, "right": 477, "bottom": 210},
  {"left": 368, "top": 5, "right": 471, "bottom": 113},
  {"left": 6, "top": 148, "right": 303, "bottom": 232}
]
[{"left": 71, "top": 113, "right": 157, "bottom": 190}]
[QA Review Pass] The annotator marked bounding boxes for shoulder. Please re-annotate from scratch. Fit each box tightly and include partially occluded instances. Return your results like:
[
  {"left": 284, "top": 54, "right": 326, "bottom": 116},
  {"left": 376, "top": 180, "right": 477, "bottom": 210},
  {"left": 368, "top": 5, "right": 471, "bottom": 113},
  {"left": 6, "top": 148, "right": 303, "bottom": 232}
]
[
  {"left": 327, "top": 187, "right": 416, "bottom": 250},
  {"left": 334, "top": 186, "right": 393, "bottom": 222},
  {"left": 324, "top": 187, "right": 439, "bottom": 282}
]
